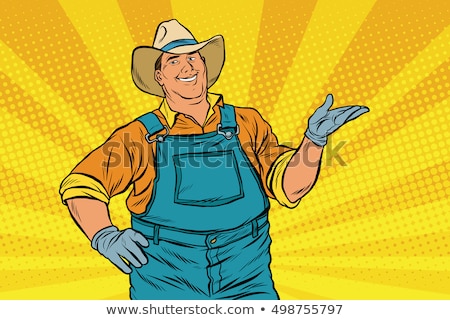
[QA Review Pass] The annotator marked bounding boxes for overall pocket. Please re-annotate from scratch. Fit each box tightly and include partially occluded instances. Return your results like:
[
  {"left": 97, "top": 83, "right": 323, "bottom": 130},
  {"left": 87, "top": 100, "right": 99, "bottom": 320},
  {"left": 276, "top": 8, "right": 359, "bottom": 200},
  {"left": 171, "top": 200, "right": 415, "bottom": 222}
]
[{"left": 173, "top": 150, "right": 244, "bottom": 207}]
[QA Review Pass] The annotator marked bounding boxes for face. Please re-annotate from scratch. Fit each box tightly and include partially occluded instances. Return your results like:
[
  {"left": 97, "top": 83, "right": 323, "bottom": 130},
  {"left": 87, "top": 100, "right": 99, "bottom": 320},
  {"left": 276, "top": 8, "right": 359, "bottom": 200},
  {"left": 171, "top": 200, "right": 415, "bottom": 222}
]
[{"left": 155, "top": 51, "right": 207, "bottom": 100}]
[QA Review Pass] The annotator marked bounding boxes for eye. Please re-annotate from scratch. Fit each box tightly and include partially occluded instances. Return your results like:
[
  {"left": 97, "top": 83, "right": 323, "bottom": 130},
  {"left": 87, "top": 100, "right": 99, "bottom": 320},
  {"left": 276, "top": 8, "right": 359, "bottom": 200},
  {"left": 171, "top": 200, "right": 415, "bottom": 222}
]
[
  {"left": 188, "top": 56, "right": 196, "bottom": 61},
  {"left": 169, "top": 60, "right": 179, "bottom": 65}
]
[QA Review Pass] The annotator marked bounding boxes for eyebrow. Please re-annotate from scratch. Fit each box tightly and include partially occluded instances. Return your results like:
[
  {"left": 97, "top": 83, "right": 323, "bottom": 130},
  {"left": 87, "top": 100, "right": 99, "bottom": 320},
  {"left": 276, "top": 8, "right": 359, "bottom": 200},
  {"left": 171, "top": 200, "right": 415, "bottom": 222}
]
[{"left": 165, "top": 55, "right": 180, "bottom": 63}]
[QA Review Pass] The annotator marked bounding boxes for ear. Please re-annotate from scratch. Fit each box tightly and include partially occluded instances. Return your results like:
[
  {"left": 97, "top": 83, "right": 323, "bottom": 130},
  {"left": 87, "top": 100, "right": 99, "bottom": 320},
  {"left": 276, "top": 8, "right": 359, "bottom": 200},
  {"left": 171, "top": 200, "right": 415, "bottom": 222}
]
[{"left": 154, "top": 70, "right": 163, "bottom": 86}]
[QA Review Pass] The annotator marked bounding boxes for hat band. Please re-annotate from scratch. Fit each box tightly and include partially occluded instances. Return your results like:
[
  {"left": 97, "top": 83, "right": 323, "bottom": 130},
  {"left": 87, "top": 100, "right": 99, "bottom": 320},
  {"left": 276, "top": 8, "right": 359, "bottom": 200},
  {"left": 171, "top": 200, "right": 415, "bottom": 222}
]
[{"left": 160, "top": 39, "right": 198, "bottom": 52}]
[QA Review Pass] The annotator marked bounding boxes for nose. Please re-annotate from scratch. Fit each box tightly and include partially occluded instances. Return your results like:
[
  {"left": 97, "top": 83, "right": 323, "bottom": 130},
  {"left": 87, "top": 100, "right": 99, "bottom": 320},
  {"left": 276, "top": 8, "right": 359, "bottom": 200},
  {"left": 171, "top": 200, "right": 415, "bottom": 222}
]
[{"left": 180, "top": 57, "right": 194, "bottom": 73}]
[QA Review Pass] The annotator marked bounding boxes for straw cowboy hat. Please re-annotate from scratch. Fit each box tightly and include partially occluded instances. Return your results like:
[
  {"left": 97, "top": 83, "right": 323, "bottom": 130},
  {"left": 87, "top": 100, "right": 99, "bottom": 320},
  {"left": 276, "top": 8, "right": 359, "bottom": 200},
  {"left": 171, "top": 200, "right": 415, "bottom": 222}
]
[{"left": 131, "top": 19, "right": 225, "bottom": 97}]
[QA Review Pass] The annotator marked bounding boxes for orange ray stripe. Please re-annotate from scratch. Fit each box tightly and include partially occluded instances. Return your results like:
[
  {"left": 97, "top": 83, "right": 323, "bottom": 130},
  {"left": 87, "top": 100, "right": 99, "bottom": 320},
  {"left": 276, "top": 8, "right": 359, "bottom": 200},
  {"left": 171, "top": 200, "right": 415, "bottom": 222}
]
[
  {"left": 0, "top": 268, "right": 117, "bottom": 293},
  {"left": 273, "top": 231, "right": 450, "bottom": 258},
  {"left": 319, "top": 59, "right": 449, "bottom": 178},
  {"left": 117, "top": 0, "right": 173, "bottom": 45},
  {"left": 103, "top": 292, "right": 129, "bottom": 300},
  {"left": 294, "top": 0, "right": 450, "bottom": 135},
  {"left": 275, "top": 264, "right": 450, "bottom": 296},
  {"left": 0, "top": 166, "right": 64, "bottom": 213},
  {"left": 272, "top": 161, "right": 449, "bottom": 236},
  {"left": 0, "top": 0, "right": 129, "bottom": 134},
  {"left": 0, "top": 233, "right": 94, "bottom": 257},
  {"left": 275, "top": 283, "right": 331, "bottom": 300},
  {"left": 332, "top": 59, "right": 449, "bottom": 165},
  {"left": 247, "top": 0, "right": 318, "bottom": 119},
  {"left": 0, "top": 72, "right": 92, "bottom": 155}
]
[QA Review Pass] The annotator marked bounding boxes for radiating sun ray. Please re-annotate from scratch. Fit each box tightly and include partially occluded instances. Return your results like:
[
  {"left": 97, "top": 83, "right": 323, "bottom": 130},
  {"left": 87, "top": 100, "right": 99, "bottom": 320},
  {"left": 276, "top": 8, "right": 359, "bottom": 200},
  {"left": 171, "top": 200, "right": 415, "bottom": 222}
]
[
  {"left": 170, "top": 0, "right": 265, "bottom": 106},
  {"left": 0, "top": 40, "right": 105, "bottom": 144},
  {"left": 273, "top": 231, "right": 450, "bottom": 258},
  {"left": 0, "top": 275, "right": 128, "bottom": 299},
  {"left": 267, "top": 0, "right": 377, "bottom": 143},
  {"left": 274, "top": 199, "right": 449, "bottom": 249},
  {"left": 315, "top": 0, "right": 450, "bottom": 109},
  {"left": 0, "top": 72, "right": 95, "bottom": 155},
  {"left": 247, "top": 0, "right": 319, "bottom": 114},
  {"left": 368, "top": 25, "right": 450, "bottom": 112},
  {"left": 274, "top": 270, "right": 450, "bottom": 299},
  {"left": 275, "top": 256, "right": 450, "bottom": 272},
  {"left": 272, "top": 161, "right": 449, "bottom": 240},
  {"left": 318, "top": 59, "right": 450, "bottom": 181},
  {"left": 117, "top": 0, "right": 173, "bottom": 45},
  {"left": 0, "top": 0, "right": 141, "bottom": 136},
  {"left": 270, "top": 96, "right": 450, "bottom": 236},
  {"left": 57, "top": 0, "right": 160, "bottom": 120},
  {"left": 0, "top": 110, "right": 83, "bottom": 188}
]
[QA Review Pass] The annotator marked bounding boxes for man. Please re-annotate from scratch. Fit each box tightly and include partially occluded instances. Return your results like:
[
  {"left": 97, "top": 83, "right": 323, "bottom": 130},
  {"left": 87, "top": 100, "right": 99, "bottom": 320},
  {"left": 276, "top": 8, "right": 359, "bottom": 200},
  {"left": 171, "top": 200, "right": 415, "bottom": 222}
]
[{"left": 60, "top": 19, "right": 369, "bottom": 300}]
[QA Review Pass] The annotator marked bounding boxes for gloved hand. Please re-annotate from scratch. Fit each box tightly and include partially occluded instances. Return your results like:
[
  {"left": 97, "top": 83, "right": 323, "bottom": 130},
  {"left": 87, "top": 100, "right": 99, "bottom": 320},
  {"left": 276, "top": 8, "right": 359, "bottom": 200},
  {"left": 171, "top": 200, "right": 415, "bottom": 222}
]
[
  {"left": 305, "top": 94, "right": 370, "bottom": 146},
  {"left": 91, "top": 226, "right": 149, "bottom": 274}
]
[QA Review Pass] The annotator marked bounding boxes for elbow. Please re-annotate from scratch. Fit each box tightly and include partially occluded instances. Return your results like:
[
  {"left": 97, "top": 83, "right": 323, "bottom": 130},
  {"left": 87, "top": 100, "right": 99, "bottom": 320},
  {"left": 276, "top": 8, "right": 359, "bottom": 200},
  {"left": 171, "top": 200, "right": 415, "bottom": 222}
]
[{"left": 284, "top": 182, "right": 315, "bottom": 203}]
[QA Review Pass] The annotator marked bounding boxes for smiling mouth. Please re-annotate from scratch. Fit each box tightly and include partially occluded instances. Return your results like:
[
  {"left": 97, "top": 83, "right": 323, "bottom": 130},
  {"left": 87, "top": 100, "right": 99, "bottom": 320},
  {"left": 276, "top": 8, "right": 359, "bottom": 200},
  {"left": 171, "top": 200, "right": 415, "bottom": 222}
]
[{"left": 177, "top": 75, "right": 197, "bottom": 82}]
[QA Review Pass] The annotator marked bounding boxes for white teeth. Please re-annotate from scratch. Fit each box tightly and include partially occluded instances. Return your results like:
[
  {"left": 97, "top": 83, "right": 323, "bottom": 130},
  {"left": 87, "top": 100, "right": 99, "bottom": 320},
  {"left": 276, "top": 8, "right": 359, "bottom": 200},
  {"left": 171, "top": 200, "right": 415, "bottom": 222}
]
[{"left": 178, "top": 75, "right": 197, "bottom": 82}]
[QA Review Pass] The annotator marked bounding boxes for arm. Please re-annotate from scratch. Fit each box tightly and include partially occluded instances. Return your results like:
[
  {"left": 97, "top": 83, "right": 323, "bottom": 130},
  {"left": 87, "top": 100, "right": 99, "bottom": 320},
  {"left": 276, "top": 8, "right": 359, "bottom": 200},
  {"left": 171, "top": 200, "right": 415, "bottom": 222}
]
[
  {"left": 60, "top": 122, "right": 151, "bottom": 273},
  {"left": 66, "top": 197, "right": 148, "bottom": 274},
  {"left": 67, "top": 197, "right": 112, "bottom": 241},
  {"left": 283, "top": 137, "right": 323, "bottom": 203},
  {"left": 282, "top": 94, "right": 369, "bottom": 203}
]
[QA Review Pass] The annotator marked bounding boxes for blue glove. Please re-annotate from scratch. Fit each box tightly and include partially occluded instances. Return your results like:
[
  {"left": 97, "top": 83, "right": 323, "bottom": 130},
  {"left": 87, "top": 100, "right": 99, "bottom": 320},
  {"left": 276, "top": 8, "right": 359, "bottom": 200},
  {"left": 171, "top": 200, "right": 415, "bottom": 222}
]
[
  {"left": 305, "top": 94, "right": 370, "bottom": 146},
  {"left": 91, "top": 226, "right": 149, "bottom": 274}
]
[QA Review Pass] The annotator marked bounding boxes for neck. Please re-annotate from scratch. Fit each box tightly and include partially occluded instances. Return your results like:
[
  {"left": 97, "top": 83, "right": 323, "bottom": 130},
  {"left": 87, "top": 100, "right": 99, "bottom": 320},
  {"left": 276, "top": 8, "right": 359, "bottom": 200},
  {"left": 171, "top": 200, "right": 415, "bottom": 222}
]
[{"left": 165, "top": 91, "right": 210, "bottom": 126}]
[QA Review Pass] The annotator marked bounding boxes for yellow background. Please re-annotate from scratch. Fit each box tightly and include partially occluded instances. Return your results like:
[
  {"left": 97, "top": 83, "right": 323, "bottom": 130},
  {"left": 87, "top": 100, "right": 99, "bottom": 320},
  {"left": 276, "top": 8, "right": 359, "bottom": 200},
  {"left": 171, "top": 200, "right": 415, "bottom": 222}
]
[{"left": 1, "top": 0, "right": 449, "bottom": 299}]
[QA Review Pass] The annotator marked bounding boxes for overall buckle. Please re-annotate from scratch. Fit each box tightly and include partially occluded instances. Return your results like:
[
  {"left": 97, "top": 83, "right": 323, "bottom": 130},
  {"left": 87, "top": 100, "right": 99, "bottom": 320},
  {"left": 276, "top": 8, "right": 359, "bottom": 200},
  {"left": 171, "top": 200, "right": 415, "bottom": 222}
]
[
  {"left": 217, "top": 124, "right": 240, "bottom": 140},
  {"left": 145, "top": 126, "right": 169, "bottom": 143}
]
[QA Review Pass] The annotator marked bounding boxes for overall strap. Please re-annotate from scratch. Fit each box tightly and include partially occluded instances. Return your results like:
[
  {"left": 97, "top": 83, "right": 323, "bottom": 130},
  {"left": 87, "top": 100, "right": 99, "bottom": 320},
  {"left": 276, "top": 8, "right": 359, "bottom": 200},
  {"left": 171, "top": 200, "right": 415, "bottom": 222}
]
[
  {"left": 136, "top": 112, "right": 169, "bottom": 143},
  {"left": 217, "top": 104, "right": 239, "bottom": 140},
  {"left": 220, "top": 104, "right": 237, "bottom": 129}
]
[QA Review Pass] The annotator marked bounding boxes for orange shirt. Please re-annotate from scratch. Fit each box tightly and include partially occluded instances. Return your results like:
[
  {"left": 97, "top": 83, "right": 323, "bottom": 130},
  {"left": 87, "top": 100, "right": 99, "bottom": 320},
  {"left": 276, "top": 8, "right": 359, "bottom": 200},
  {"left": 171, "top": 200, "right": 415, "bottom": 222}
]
[{"left": 60, "top": 93, "right": 299, "bottom": 214}]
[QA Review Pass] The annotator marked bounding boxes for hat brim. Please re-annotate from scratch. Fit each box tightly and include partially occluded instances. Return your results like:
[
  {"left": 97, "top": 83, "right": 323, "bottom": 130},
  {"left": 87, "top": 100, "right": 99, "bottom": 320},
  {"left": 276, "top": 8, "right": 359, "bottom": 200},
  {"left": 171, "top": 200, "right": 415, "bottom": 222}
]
[{"left": 131, "top": 35, "right": 225, "bottom": 97}]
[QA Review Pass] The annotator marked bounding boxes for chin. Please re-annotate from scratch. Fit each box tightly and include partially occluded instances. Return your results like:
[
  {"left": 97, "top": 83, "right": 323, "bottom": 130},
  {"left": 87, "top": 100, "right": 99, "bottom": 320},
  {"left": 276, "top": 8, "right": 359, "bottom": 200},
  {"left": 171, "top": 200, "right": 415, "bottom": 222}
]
[{"left": 180, "top": 88, "right": 206, "bottom": 100}]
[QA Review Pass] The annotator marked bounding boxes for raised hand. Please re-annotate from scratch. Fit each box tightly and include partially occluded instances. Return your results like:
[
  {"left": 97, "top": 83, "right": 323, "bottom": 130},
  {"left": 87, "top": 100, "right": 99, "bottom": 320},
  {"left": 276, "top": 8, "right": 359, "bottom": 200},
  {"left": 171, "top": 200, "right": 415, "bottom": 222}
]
[{"left": 305, "top": 94, "right": 369, "bottom": 146}]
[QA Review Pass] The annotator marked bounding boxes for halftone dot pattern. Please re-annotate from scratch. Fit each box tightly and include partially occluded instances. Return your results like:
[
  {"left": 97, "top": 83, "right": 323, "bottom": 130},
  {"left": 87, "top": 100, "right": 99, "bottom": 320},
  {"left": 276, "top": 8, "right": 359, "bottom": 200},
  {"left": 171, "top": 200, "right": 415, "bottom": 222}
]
[
  {"left": 267, "top": 0, "right": 378, "bottom": 147},
  {"left": 337, "top": 60, "right": 450, "bottom": 177},
  {"left": 57, "top": 0, "right": 156, "bottom": 127},
  {"left": 0, "top": 0, "right": 132, "bottom": 135},
  {"left": 0, "top": 0, "right": 449, "bottom": 300},
  {"left": 247, "top": 0, "right": 318, "bottom": 116},
  {"left": 273, "top": 232, "right": 450, "bottom": 258},
  {"left": 317, "top": 0, "right": 449, "bottom": 107},
  {"left": 271, "top": 163, "right": 449, "bottom": 239},
  {"left": 115, "top": 0, "right": 173, "bottom": 121},
  {"left": 170, "top": 0, "right": 265, "bottom": 107},
  {"left": 0, "top": 73, "right": 92, "bottom": 156},
  {"left": 117, "top": 0, "right": 173, "bottom": 45},
  {"left": 275, "top": 264, "right": 450, "bottom": 296}
]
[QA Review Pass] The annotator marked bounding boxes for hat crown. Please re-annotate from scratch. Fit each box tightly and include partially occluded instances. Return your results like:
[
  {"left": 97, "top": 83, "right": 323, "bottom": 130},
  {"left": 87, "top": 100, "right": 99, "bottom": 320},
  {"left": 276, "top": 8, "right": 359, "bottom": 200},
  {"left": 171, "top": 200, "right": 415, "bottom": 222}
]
[{"left": 153, "top": 20, "right": 196, "bottom": 50}]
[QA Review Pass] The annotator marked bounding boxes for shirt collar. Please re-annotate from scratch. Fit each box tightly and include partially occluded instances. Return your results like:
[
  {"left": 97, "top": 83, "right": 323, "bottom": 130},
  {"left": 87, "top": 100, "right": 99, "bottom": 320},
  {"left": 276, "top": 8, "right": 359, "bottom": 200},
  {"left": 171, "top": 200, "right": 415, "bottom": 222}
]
[{"left": 159, "top": 93, "right": 223, "bottom": 128}]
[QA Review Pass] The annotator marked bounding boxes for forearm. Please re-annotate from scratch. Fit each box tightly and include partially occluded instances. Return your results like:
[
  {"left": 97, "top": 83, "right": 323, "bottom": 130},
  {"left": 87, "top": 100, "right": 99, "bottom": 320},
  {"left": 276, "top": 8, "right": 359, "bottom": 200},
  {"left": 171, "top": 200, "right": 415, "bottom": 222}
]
[
  {"left": 282, "top": 136, "right": 324, "bottom": 203},
  {"left": 66, "top": 198, "right": 113, "bottom": 241}
]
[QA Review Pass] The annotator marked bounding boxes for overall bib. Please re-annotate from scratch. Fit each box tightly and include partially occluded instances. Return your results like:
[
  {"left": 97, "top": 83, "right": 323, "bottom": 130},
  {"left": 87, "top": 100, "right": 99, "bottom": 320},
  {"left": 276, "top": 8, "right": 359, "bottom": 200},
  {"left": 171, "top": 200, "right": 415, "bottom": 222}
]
[{"left": 130, "top": 105, "right": 278, "bottom": 300}]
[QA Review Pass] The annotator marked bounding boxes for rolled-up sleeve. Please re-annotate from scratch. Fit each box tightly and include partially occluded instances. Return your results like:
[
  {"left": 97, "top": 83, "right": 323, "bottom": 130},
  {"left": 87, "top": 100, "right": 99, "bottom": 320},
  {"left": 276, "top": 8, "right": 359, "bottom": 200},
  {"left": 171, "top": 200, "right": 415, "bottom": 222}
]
[
  {"left": 59, "top": 121, "right": 149, "bottom": 206},
  {"left": 60, "top": 173, "right": 110, "bottom": 204},
  {"left": 235, "top": 107, "right": 300, "bottom": 208}
]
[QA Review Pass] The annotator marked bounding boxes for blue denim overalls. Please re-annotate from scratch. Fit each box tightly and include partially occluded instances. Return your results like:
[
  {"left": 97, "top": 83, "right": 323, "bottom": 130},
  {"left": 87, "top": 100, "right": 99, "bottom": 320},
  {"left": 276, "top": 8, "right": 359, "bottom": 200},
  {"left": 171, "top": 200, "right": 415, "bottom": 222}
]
[{"left": 130, "top": 104, "right": 278, "bottom": 300}]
